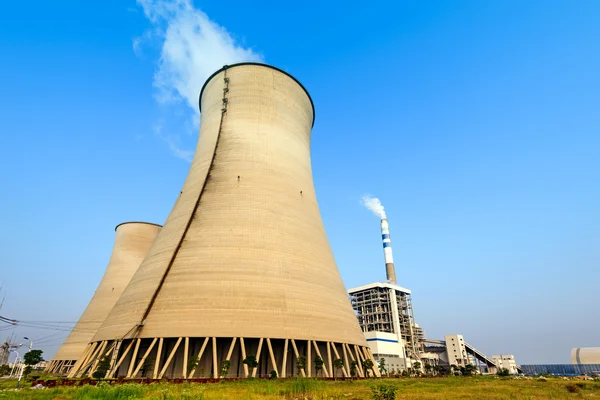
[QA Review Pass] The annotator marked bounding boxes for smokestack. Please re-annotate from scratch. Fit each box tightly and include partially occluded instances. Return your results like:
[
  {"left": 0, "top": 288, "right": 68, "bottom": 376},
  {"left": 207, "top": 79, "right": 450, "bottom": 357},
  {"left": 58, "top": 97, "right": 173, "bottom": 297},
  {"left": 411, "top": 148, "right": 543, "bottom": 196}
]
[{"left": 381, "top": 218, "right": 397, "bottom": 284}]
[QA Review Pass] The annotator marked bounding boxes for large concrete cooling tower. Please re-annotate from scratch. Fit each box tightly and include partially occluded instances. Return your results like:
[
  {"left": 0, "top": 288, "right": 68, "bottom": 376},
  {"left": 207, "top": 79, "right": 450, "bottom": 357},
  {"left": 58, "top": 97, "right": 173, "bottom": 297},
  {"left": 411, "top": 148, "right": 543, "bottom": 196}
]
[
  {"left": 70, "top": 63, "right": 378, "bottom": 380},
  {"left": 47, "top": 222, "right": 161, "bottom": 374}
]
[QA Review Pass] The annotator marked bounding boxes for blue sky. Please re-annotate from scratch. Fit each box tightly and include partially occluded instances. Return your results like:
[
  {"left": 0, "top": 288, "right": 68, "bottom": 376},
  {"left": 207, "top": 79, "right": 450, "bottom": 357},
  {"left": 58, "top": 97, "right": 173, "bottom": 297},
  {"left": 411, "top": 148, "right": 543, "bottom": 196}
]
[{"left": 1, "top": 0, "right": 599, "bottom": 364}]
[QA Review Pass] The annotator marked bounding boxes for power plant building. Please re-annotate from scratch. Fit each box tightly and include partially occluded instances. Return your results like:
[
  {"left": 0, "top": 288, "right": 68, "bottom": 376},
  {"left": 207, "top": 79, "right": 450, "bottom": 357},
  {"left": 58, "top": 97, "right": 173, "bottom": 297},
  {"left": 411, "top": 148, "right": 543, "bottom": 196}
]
[
  {"left": 348, "top": 282, "right": 423, "bottom": 371},
  {"left": 350, "top": 216, "right": 511, "bottom": 374},
  {"left": 68, "top": 63, "right": 379, "bottom": 379},
  {"left": 46, "top": 222, "right": 161, "bottom": 374}
]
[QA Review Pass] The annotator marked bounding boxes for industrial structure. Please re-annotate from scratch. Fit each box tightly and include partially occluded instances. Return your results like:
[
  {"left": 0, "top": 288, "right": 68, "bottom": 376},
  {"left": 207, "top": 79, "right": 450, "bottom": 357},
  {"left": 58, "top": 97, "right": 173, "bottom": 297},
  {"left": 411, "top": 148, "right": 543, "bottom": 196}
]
[
  {"left": 348, "top": 282, "right": 423, "bottom": 372},
  {"left": 0, "top": 338, "right": 20, "bottom": 366},
  {"left": 46, "top": 222, "right": 161, "bottom": 374},
  {"left": 67, "top": 63, "right": 379, "bottom": 380},
  {"left": 492, "top": 355, "right": 519, "bottom": 374},
  {"left": 349, "top": 215, "right": 515, "bottom": 374},
  {"left": 348, "top": 217, "right": 424, "bottom": 371}
]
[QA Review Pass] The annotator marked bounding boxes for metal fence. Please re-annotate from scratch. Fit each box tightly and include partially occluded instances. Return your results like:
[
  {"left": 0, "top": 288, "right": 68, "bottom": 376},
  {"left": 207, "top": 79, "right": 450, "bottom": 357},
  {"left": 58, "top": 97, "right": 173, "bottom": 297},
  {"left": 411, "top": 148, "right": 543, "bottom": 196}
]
[{"left": 521, "top": 364, "right": 600, "bottom": 376}]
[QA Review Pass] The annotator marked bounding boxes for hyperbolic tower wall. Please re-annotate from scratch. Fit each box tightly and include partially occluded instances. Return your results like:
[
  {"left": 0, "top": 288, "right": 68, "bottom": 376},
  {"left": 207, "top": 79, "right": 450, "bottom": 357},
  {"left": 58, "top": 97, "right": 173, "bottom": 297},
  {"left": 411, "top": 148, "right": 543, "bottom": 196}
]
[
  {"left": 70, "top": 63, "right": 378, "bottom": 379},
  {"left": 47, "top": 222, "right": 161, "bottom": 374}
]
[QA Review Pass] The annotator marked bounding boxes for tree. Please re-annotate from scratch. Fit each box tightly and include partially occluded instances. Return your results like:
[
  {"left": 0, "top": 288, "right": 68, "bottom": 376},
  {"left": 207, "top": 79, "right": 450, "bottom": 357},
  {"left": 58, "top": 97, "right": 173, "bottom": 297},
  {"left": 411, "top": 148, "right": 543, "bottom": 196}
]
[
  {"left": 269, "top": 370, "right": 278, "bottom": 379},
  {"left": 296, "top": 355, "right": 306, "bottom": 375},
  {"left": 462, "top": 364, "right": 476, "bottom": 376},
  {"left": 497, "top": 367, "right": 510, "bottom": 377},
  {"left": 450, "top": 364, "right": 460, "bottom": 376},
  {"left": 378, "top": 358, "right": 387, "bottom": 376},
  {"left": 314, "top": 356, "right": 324, "bottom": 377},
  {"left": 220, "top": 359, "right": 231, "bottom": 378},
  {"left": 187, "top": 355, "right": 199, "bottom": 376},
  {"left": 350, "top": 360, "right": 358, "bottom": 377},
  {"left": 242, "top": 355, "right": 259, "bottom": 377},
  {"left": 362, "top": 358, "right": 374, "bottom": 377},
  {"left": 92, "top": 355, "right": 111, "bottom": 380},
  {"left": 371, "top": 384, "right": 398, "bottom": 400},
  {"left": 412, "top": 361, "right": 421, "bottom": 376},
  {"left": 23, "top": 350, "right": 43, "bottom": 377},
  {"left": 333, "top": 358, "right": 344, "bottom": 379},
  {"left": 0, "top": 364, "right": 11, "bottom": 376},
  {"left": 140, "top": 357, "right": 154, "bottom": 378},
  {"left": 424, "top": 363, "right": 432, "bottom": 375}
]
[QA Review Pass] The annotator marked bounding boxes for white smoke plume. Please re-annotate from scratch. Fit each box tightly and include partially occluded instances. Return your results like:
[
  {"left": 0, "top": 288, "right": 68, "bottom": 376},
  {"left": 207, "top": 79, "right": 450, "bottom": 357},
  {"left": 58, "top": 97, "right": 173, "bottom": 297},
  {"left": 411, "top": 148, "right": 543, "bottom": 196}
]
[
  {"left": 135, "top": 0, "right": 263, "bottom": 160},
  {"left": 361, "top": 195, "right": 387, "bottom": 219}
]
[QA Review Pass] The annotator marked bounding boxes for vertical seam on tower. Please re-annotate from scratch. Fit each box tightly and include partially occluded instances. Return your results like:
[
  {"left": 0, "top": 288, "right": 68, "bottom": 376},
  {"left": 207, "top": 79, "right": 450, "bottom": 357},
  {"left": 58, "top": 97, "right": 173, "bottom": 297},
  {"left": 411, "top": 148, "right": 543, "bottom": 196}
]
[{"left": 136, "top": 67, "right": 230, "bottom": 329}]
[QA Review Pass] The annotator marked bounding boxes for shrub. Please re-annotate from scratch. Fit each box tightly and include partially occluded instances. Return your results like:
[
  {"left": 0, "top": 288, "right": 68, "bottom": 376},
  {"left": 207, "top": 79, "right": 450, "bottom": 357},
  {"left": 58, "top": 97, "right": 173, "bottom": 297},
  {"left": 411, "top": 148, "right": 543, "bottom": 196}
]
[
  {"left": 362, "top": 358, "right": 374, "bottom": 377},
  {"left": 219, "top": 360, "right": 231, "bottom": 378},
  {"left": 333, "top": 358, "right": 344, "bottom": 379},
  {"left": 92, "top": 355, "right": 111, "bottom": 380},
  {"left": 186, "top": 356, "right": 199, "bottom": 376},
  {"left": 314, "top": 356, "right": 324, "bottom": 377},
  {"left": 565, "top": 383, "right": 580, "bottom": 393},
  {"left": 371, "top": 384, "right": 398, "bottom": 400},
  {"left": 0, "top": 364, "right": 10, "bottom": 376},
  {"left": 350, "top": 361, "right": 358, "bottom": 377},
  {"left": 378, "top": 358, "right": 387, "bottom": 376},
  {"left": 140, "top": 357, "right": 154, "bottom": 378},
  {"left": 296, "top": 355, "right": 307, "bottom": 375}
]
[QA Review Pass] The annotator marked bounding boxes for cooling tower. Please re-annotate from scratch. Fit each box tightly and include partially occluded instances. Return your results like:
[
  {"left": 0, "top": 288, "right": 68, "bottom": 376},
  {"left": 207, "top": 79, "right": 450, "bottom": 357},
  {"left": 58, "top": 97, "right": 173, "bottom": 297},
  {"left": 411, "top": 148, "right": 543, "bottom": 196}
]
[
  {"left": 46, "top": 222, "right": 161, "bottom": 374},
  {"left": 571, "top": 347, "right": 600, "bottom": 365},
  {"left": 70, "top": 63, "right": 378, "bottom": 379}
]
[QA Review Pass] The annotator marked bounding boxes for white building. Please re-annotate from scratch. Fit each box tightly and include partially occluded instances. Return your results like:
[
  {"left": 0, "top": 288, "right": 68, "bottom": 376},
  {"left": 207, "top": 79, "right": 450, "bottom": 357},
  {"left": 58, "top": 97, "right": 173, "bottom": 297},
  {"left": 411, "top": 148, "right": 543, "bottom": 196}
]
[
  {"left": 445, "top": 334, "right": 470, "bottom": 367},
  {"left": 348, "top": 282, "right": 424, "bottom": 372},
  {"left": 492, "top": 355, "right": 519, "bottom": 374}
]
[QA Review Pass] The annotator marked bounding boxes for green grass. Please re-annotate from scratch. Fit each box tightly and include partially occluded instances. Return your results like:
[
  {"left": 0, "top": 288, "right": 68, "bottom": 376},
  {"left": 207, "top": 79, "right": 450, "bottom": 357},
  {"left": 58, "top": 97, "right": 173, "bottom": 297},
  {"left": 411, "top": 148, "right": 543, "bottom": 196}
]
[{"left": 0, "top": 376, "right": 598, "bottom": 399}]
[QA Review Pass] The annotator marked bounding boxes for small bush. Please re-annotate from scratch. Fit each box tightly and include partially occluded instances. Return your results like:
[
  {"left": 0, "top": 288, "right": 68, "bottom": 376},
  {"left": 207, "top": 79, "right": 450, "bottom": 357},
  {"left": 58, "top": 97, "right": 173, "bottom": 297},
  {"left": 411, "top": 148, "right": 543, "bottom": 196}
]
[
  {"left": 92, "top": 355, "right": 111, "bottom": 380},
  {"left": 371, "top": 384, "right": 398, "bottom": 400},
  {"left": 565, "top": 383, "right": 580, "bottom": 393}
]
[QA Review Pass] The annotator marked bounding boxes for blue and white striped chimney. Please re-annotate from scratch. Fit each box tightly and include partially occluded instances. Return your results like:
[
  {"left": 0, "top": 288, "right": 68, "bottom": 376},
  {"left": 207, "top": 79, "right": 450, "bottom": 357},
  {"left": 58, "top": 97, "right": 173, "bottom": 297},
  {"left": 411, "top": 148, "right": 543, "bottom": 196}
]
[{"left": 381, "top": 218, "right": 397, "bottom": 284}]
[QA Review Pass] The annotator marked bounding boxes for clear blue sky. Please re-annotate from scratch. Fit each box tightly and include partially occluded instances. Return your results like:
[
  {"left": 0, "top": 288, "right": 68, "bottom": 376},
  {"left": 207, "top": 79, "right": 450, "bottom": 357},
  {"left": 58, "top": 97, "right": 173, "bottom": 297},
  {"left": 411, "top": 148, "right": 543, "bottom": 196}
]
[{"left": 1, "top": 0, "right": 599, "bottom": 364}]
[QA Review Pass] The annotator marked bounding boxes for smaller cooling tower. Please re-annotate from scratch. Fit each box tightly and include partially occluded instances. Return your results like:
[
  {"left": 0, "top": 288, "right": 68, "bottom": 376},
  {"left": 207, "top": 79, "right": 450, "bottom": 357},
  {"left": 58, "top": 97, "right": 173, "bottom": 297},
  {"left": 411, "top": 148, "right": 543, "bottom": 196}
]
[
  {"left": 571, "top": 347, "right": 600, "bottom": 365},
  {"left": 46, "top": 222, "right": 161, "bottom": 374}
]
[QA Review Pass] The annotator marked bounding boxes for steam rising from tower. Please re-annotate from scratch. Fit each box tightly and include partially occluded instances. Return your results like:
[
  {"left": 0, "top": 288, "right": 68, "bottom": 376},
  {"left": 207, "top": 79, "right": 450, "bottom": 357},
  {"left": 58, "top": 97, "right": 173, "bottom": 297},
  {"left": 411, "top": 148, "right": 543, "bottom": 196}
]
[{"left": 362, "top": 195, "right": 397, "bottom": 284}]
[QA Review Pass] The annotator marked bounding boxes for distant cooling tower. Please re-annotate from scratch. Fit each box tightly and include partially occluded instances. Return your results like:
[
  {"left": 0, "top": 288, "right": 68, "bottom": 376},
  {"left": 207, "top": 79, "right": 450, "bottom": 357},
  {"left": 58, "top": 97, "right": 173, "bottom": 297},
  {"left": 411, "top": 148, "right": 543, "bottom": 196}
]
[
  {"left": 46, "top": 222, "right": 161, "bottom": 374},
  {"left": 571, "top": 347, "right": 600, "bottom": 365},
  {"left": 69, "top": 63, "right": 377, "bottom": 379}
]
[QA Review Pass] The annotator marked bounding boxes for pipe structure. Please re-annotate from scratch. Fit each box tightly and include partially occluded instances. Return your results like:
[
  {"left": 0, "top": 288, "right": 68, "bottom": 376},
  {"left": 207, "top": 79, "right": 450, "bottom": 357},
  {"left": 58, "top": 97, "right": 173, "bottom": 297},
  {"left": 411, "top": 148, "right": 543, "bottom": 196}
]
[{"left": 380, "top": 218, "right": 397, "bottom": 284}]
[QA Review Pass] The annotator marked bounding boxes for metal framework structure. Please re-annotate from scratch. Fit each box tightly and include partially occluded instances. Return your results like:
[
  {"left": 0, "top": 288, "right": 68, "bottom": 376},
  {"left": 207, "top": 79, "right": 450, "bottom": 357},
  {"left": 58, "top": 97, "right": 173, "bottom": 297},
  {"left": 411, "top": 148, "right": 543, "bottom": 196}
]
[{"left": 349, "top": 284, "right": 424, "bottom": 360}]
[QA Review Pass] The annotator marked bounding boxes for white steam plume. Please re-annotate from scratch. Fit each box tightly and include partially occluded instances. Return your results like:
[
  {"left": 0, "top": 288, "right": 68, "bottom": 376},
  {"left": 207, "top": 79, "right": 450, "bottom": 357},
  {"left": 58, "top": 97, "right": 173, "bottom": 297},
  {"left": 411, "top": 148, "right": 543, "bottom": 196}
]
[
  {"left": 361, "top": 195, "right": 386, "bottom": 219},
  {"left": 135, "top": 0, "right": 263, "bottom": 160}
]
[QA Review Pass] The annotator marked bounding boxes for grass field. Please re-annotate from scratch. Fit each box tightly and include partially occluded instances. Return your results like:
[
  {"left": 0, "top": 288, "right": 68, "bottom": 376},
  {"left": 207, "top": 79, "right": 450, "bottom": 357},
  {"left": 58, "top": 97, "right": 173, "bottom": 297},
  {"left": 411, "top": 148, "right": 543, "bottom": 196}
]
[{"left": 0, "top": 376, "right": 599, "bottom": 399}]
